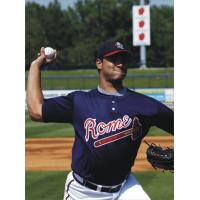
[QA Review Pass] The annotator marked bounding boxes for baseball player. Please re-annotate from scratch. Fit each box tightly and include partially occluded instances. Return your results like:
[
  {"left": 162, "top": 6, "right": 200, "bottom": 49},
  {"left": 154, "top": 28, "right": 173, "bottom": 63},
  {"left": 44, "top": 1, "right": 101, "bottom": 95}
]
[{"left": 26, "top": 41, "right": 174, "bottom": 200}]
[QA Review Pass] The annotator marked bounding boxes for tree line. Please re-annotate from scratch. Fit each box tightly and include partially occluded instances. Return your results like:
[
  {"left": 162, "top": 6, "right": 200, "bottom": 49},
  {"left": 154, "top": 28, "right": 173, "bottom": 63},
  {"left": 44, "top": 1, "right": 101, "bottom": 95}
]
[{"left": 25, "top": 0, "right": 174, "bottom": 70}]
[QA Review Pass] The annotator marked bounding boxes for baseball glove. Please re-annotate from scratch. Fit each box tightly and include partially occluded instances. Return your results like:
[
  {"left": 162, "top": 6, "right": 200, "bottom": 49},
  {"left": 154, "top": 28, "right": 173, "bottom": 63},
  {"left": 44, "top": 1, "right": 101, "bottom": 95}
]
[{"left": 144, "top": 141, "right": 174, "bottom": 172}]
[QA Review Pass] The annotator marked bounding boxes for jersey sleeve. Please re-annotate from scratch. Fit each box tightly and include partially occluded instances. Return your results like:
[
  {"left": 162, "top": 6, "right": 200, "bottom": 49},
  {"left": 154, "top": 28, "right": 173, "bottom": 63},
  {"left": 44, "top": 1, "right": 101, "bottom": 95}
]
[
  {"left": 152, "top": 101, "right": 174, "bottom": 134},
  {"left": 42, "top": 93, "right": 74, "bottom": 123}
]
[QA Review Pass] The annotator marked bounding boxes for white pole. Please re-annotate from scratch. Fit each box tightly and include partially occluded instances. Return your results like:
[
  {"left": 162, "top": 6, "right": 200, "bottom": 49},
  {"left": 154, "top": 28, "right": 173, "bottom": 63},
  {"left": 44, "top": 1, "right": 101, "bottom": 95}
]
[{"left": 140, "top": 0, "right": 147, "bottom": 69}]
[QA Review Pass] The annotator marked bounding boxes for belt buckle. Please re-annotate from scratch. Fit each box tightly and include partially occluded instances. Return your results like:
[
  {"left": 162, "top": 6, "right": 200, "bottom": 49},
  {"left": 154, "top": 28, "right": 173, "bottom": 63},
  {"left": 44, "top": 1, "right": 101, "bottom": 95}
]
[{"left": 97, "top": 185, "right": 102, "bottom": 192}]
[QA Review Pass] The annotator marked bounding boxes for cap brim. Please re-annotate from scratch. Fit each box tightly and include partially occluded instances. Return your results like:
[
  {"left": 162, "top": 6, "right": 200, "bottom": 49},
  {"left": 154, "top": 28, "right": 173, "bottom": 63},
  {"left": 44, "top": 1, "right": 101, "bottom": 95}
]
[{"left": 104, "top": 50, "right": 131, "bottom": 57}]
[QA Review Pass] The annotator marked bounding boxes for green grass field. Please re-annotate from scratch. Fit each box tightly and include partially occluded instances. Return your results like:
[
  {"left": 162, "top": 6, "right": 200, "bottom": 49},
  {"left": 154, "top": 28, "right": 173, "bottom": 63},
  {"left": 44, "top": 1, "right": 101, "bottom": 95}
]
[
  {"left": 25, "top": 171, "right": 173, "bottom": 200},
  {"left": 25, "top": 112, "right": 171, "bottom": 138},
  {"left": 25, "top": 68, "right": 174, "bottom": 89}
]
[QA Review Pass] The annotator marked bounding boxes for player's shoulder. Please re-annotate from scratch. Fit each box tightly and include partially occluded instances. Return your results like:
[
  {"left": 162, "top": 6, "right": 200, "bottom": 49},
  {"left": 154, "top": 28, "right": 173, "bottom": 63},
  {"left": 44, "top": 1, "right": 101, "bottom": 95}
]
[
  {"left": 127, "top": 88, "right": 148, "bottom": 98},
  {"left": 127, "top": 88, "right": 161, "bottom": 104}
]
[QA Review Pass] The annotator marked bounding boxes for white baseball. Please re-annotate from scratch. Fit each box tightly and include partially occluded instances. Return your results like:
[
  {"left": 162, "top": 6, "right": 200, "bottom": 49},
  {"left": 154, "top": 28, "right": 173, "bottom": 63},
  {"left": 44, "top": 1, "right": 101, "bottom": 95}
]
[{"left": 44, "top": 47, "right": 55, "bottom": 59}]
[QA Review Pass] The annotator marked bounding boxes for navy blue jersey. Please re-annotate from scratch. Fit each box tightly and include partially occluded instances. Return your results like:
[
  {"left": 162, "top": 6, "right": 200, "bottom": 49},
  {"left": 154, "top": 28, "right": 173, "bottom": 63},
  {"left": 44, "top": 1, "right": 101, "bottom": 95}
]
[{"left": 42, "top": 89, "right": 174, "bottom": 185}]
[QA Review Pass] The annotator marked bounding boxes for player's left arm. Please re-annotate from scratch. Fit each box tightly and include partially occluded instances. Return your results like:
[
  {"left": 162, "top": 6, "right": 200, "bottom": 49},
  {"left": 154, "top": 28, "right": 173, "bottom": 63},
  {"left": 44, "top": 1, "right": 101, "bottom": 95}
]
[{"left": 152, "top": 102, "right": 174, "bottom": 135}]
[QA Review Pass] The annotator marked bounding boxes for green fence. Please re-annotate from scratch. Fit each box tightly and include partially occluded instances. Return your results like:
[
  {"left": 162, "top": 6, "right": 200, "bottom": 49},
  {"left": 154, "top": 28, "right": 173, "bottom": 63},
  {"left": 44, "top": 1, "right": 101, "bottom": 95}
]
[
  {"left": 37, "top": 74, "right": 173, "bottom": 90},
  {"left": 25, "top": 68, "right": 174, "bottom": 89}
]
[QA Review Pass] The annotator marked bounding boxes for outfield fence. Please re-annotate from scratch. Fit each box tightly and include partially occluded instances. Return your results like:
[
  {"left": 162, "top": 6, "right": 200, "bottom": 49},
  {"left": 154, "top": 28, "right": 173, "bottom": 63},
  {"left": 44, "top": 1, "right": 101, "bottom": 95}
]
[{"left": 30, "top": 74, "right": 173, "bottom": 90}]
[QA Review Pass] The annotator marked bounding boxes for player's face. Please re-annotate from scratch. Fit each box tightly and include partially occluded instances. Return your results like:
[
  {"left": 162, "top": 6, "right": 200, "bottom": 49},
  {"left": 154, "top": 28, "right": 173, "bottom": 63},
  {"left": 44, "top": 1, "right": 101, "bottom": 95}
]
[{"left": 97, "top": 53, "right": 129, "bottom": 82}]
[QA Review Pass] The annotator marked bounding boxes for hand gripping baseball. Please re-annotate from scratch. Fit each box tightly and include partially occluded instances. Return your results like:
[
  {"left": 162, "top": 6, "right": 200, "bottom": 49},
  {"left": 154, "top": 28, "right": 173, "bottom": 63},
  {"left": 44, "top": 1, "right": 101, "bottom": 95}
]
[{"left": 37, "top": 47, "right": 57, "bottom": 65}]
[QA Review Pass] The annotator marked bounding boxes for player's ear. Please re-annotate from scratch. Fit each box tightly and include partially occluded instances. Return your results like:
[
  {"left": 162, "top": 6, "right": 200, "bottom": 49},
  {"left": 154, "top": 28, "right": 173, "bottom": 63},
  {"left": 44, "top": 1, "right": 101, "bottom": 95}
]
[{"left": 96, "top": 58, "right": 103, "bottom": 70}]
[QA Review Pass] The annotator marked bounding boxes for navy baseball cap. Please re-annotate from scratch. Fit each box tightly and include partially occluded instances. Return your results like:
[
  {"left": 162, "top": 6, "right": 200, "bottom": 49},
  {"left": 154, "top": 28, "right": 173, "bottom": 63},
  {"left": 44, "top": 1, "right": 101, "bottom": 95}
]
[{"left": 96, "top": 41, "right": 131, "bottom": 60}]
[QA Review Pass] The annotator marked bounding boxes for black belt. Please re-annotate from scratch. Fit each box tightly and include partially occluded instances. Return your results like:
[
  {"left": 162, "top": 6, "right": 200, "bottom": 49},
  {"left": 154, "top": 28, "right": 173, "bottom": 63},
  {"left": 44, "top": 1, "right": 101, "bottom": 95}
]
[{"left": 72, "top": 172, "right": 122, "bottom": 193}]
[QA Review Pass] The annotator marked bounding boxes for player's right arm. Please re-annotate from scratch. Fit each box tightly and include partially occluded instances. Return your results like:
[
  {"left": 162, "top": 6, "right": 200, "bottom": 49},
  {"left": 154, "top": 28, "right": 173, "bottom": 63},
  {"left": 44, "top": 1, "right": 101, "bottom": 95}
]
[{"left": 26, "top": 47, "right": 56, "bottom": 122}]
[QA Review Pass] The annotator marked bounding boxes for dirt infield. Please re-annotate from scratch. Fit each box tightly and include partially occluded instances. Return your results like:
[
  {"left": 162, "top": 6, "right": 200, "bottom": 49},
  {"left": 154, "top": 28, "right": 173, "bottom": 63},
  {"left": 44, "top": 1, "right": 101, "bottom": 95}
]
[{"left": 25, "top": 136, "right": 173, "bottom": 172}]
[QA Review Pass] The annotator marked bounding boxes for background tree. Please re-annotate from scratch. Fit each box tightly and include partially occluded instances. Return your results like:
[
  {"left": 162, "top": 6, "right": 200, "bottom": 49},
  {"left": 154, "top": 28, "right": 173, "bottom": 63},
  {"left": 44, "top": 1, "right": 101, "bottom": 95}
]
[
  {"left": 25, "top": 0, "right": 173, "bottom": 70},
  {"left": 25, "top": 3, "right": 46, "bottom": 69},
  {"left": 147, "top": 6, "right": 174, "bottom": 68}
]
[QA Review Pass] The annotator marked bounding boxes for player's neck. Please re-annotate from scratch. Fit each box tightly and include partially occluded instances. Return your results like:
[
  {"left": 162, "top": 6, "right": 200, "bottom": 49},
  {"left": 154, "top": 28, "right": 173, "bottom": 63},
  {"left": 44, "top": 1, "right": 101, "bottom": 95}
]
[{"left": 98, "top": 80, "right": 124, "bottom": 93}]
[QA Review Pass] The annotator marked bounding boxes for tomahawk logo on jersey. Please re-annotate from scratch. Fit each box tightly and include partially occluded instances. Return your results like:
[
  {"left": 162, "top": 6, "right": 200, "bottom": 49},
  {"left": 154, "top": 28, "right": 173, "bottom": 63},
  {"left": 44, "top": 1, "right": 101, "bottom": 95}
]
[{"left": 84, "top": 115, "right": 142, "bottom": 147}]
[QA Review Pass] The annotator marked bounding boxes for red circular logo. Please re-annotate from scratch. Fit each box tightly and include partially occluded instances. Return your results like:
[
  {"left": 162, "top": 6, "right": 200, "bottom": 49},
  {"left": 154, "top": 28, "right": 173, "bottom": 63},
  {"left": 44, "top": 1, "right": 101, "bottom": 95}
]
[
  {"left": 138, "top": 7, "right": 144, "bottom": 15},
  {"left": 139, "top": 20, "right": 145, "bottom": 28},
  {"left": 139, "top": 33, "right": 145, "bottom": 40}
]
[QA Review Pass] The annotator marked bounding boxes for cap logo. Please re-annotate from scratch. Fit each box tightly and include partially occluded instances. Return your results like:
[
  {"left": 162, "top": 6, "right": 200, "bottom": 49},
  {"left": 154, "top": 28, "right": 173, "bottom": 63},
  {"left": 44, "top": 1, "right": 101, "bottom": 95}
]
[{"left": 115, "top": 42, "right": 124, "bottom": 49}]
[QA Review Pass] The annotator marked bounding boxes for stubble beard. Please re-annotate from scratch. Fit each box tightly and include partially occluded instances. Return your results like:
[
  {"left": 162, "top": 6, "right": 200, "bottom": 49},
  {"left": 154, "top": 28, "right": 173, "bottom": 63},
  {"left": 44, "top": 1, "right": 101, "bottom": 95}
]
[{"left": 109, "top": 77, "right": 124, "bottom": 86}]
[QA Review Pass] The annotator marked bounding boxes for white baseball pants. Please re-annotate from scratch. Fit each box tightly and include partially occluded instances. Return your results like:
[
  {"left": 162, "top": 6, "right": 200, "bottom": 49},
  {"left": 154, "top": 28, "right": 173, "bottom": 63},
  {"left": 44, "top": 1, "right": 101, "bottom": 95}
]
[{"left": 63, "top": 171, "right": 151, "bottom": 200}]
